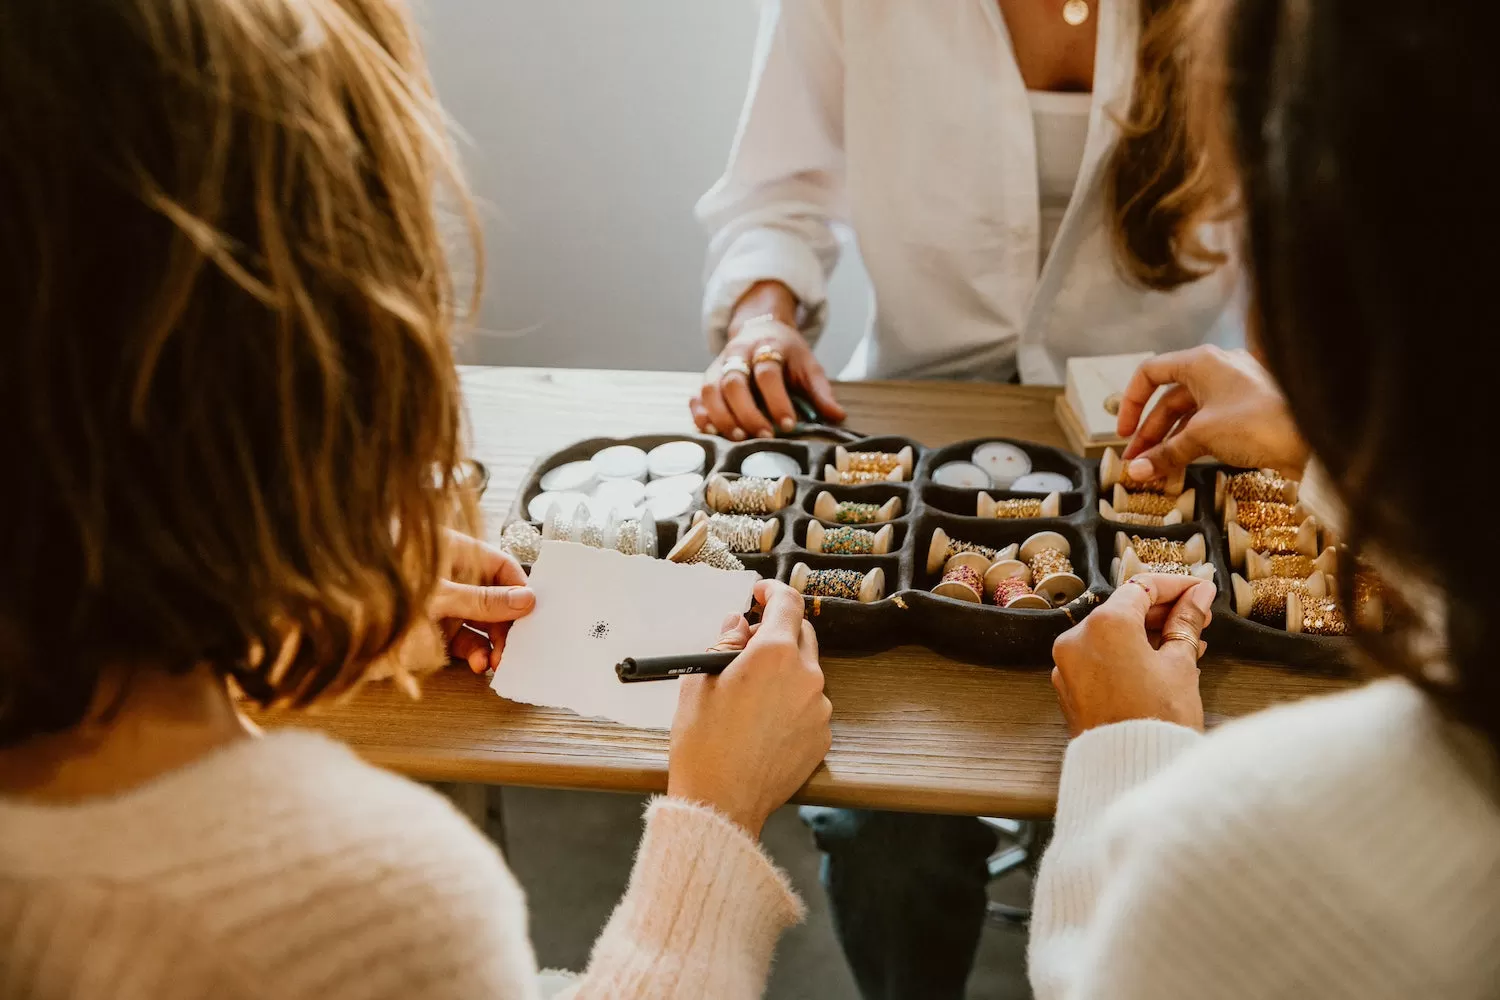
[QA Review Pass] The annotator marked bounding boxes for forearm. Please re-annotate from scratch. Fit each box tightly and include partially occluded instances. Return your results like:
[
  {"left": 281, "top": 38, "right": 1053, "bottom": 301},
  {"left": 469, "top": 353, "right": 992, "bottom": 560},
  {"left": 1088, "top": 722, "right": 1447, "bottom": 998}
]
[
  {"left": 565, "top": 797, "right": 803, "bottom": 1000},
  {"left": 729, "top": 280, "right": 799, "bottom": 337}
]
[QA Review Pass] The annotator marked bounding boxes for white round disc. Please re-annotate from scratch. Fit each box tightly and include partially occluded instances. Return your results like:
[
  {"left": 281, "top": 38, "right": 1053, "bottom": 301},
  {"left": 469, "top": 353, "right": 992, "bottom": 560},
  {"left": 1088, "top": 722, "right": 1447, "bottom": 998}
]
[
  {"left": 527, "top": 490, "right": 588, "bottom": 522},
  {"left": 539, "top": 460, "right": 598, "bottom": 494},
  {"left": 647, "top": 440, "right": 707, "bottom": 479},
  {"left": 932, "top": 460, "right": 992, "bottom": 490},
  {"left": 971, "top": 442, "right": 1032, "bottom": 489},
  {"left": 592, "top": 478, "right": 647, "bottom": 513},
  {"left": 645, "top": 473, "right": 704, "bottom": 498},
  {"left": 643, "top": 490, "right": 694, "bottom": 520},
  {"left": 1010, "top": 471, "right": 1073, "bottom": 493},
  {"left": 590, "top": 444, "right": 649, "bottom": 482},
  {"left": 740, "top": 450, "right": 803, "bottom": 479}
]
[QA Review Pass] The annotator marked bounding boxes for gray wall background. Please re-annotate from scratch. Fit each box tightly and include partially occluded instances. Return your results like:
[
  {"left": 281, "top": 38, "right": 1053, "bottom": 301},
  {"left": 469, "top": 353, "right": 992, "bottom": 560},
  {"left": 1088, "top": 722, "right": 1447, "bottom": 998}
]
[{"left": 421, "top": 0, "right": 871, "bottom": 374}]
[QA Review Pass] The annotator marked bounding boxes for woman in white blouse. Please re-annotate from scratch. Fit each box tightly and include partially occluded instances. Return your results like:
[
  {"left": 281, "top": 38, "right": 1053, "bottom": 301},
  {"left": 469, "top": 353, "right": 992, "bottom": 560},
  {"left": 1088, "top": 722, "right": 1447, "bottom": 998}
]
[{"left": 689, "top": 0, "right": 1241, "bottom": 441}]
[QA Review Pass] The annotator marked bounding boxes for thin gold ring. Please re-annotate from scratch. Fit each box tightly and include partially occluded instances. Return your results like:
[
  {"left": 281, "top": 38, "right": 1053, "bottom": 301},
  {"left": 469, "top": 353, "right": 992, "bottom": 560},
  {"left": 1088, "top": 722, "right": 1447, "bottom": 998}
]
[
  {"left": 720, "top": 357, "right": 752, "bottom": 382},
  {"left": 751, "top": 345, "right": 786, "bottom": 367},
  {"left": 1163, "top": 628, "right": 1202, "bottom": 651}
]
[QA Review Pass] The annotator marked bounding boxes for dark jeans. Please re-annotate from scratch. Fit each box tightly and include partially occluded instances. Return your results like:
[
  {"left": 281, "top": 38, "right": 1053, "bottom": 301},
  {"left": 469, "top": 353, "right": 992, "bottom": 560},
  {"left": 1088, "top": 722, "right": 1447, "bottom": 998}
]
[{"left": 801, "top": 807, "right": 998, "bottom": 1000}]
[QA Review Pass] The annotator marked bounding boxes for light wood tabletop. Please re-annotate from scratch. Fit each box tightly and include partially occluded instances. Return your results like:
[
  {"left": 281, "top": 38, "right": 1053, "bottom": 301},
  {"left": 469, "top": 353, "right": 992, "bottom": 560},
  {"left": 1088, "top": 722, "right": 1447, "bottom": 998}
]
[{"left": 278, "top": 366, "right": 1352, "bottom": 818}]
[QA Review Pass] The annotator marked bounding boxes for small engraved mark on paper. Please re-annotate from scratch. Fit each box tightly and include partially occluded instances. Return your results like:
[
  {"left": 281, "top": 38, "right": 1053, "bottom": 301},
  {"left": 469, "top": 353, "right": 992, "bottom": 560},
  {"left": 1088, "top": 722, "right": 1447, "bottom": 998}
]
[{"left": 589, "top": 620, "right": 611, "bottom": 640}]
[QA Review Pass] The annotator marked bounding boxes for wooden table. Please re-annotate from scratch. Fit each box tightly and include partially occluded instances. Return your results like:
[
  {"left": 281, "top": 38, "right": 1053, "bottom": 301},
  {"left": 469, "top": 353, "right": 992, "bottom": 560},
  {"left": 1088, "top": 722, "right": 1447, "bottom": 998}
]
[{"left": 285, "top": 367, "right": 1350, "bottom": 818}]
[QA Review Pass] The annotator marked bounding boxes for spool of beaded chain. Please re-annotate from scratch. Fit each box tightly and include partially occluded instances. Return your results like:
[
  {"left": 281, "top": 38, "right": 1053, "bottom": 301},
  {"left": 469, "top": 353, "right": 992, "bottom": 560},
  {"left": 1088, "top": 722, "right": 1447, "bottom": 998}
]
[
  {"left": 1225, "top": 497, "right": 1307, "bottom": 529},
  {"left": 790, "top": 563, "right": 886, "bottom": 603},
  {"left": 976, "top": 490, "right": 1062, "bottom": 519},
  {"left": 1097, "top": 501, "right": 1182, "bottom": 526},
  {"left": 605, "top": 511, "right": 658, "bottom": 557},
  {"left": 1017, "top": 530, "right": 1087, "bottom": 606},
  {"left": 1227, "top": 519, "right": 1320, "bottom": 569},
  {"left": 1323, "top": 569, "right": 1386, "bottom": 631},
  {"left": 1245, "top": 546, "right": 1339, "bottom": 581},
  {"left": 704, "top": 474, "right": 794, "bottom": 515},
  {"left": 499, "top": 520, "right": 542, "bottom": 564},
  {"left": 1285, "top": 592, "right": 1348, "bottom": 635},
  {"left": 690, "top": 511, "right": 780, "bottom": 553},
  {"left": 812, "top": 491, "right": 903, "bottom": 524},
  {"left": 833, "top": 445, "right": 914, "bottom": 481},
  {"left": 1114, "top": 547, "right": 1216, "bottom": 586},
  {"left": 1112, "top": 532, "right": 1207, "bottom": 565},
  {"left": 982, "top": 559, "right": 1052, "bottom": 609},
  {"left": 665, "top": 520, "right": 746, "bottom": 572},
  {"left": 1111, "top": 484, "right": 1196, "bottom": 520},
  {"left": 930, "top": 553, "right": 987, "bottom": 603},
  {"left": 1098, "top": 447, "right": 1187, "bottom": 496},
  {"left": 807, "top": 521, "right": 895, "bottom": 555},
  {"left": 1231, "top": 571, "right": 1327, "bottom": 623},
  {"left": 925, "top": 528, "right": 1018, "bottom": 574},
  {"left": 1214, "top": 468, "right": 1300, "bottom": 513}
]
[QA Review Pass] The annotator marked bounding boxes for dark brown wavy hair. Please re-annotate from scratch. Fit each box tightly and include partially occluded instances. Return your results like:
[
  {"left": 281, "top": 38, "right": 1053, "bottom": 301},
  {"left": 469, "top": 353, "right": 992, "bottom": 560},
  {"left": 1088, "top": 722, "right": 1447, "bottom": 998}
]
[
  {"left": 0, "top": 0, "right": 480, "bottom": 746},
  {"left": 1109, "top": 0, "right": 1236, "bottom": 290},
  {"left": 1207, "top": 0, "right": 1496, "bottom": 745}
]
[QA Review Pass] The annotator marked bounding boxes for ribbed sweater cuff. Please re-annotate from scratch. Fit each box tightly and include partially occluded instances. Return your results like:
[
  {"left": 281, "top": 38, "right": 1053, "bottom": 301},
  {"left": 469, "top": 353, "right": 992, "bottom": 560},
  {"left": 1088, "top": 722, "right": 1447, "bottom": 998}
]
[
  {"left": 1054, "top": 720, "right": 1204, "bottom": 836},
  {"left": 580, "top": 797, "right": 804, "bottom": 997}
]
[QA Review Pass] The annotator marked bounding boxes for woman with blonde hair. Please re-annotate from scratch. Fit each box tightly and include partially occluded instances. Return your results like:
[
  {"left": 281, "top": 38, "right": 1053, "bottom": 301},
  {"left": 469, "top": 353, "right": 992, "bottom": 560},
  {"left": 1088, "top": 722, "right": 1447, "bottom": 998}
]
[
  {"left": 692, "top": 2, "right": 1242, "bottom": 994},
  {"left": 0, "top": 2, "right": 829, "bottom": 997}
]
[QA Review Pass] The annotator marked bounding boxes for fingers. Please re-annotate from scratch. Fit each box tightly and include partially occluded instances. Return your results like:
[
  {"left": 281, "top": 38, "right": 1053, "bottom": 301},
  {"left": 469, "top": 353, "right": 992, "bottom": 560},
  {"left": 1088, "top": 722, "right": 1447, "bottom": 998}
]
[
  {"left": 792, "top": 355, "right": 846, "bottom": 422},
  {"left": 1125, "top": 419, "right": 1210, "bottom": 484},
  {"left": 750, "top": 579, "right": 806, "bottom": 646},
  {"left": 798, "top": 618, "right": 823, "bottom": 672},
  {"left": 1116, "top": 347, "right": 1207, "bottom": 440},
  {"left": 699, "top": 380, "right": 738, "bottom": 442},
  {"left": 709, "top": 614, "right": 752, "bottom": 652},
  {"left": 753, "top": 356, "right": 798, "bottom": 432},
  {"left": 449, "top": 624, "right": 491, "bottom": 674},
  {"left": 1125, "top": 385, "right": 1198, "bottom": 462},
  {"left": 446, "top": 531, "right": 528, "bottom": 587},
  {"left": 688, "top": 396, "right": 716, "bottom": 436},
  {"left": 720, "top": 364, "right": 775, "bottom": 439},
  {"left": 430, "top": 579, "right": 535, "bottom": 624},
  {"left": 1157, "top": 580, "right": 1217, "bottom": 666},
  {"left": 1105, "top": 574, "right": 1216, "bottom": 624}
]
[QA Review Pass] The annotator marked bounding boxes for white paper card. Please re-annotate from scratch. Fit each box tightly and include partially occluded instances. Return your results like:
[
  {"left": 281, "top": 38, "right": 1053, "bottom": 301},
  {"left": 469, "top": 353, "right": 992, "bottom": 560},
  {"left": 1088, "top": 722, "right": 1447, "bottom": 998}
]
[{"left": 491, "top": 540, "right": 758, "bottom": 729}]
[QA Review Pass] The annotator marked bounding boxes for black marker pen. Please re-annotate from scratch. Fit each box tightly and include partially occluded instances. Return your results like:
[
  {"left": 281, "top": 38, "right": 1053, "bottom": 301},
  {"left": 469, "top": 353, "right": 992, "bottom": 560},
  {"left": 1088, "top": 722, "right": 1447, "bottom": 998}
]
[{"left": 615, "top": 651, "right": 740, "bottom": 683}]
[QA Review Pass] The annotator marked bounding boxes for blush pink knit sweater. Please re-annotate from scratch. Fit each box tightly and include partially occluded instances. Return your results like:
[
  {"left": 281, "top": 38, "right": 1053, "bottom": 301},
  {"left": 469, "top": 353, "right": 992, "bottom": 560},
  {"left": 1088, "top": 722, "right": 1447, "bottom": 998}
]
[{"left": 0, "top": 729, "right": 804, "bottom": 999}]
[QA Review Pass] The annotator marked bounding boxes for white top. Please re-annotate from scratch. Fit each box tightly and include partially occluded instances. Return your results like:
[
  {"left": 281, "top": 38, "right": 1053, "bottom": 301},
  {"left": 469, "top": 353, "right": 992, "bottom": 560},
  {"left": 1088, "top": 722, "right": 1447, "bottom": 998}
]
[
  {"left": 697, "top": 0, "right": 1244, "bottom": 384},
  {"left": 1030, "top": 90, "right": 1093, "bottom": 268},
  {"left": 0, "top": 730, "right": 803, "bottom": 1000},
  {"left": 1028, "top": 678, "right": 1500, "bottom": 999}
]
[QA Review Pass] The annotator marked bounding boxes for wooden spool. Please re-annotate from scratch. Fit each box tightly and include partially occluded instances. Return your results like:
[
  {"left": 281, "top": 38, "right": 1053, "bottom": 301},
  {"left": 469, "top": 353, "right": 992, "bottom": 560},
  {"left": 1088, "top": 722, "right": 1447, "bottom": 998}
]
[
  {"left": 1112, "top": 531, "right": 1206, "bottom": 565},
  {"left": 1224, "top": 495, "right": 1309, "bottom": 527},
  {"left": 1019, "top": 531, "right": 1086, "bottom": 607},
  {"left": 1112, "top": 483, "right": 1195, "bottom": 520},
  {"left": 1114, "top": 547, "right": 1217, "bottom": 587},
  {"left": 690, "top": 510, "right": 779, "bottom": 553},
  {"left": 926, "top": 527, "right": 1018, "bottom": 574},
  {"left": 789, "top": 562, "right": 886, "bottom": 604},
  {"left": 1245, "top": 545, "right": 1338, "bottom": 581},
  {"left": 931, "top": 552, "right": 989, "bottom": 603},
  {"left": 1214, "top": 469, "right": 1299, "bottom": 514},
  {"left": 806, "top": 520, "right": 894, "bottom": 555},
  {"left": 983, "top": 559, "right": 1052, "bottom": 609},
  {"left": 704, "top": 473, "right": 794, "bottom": 514},
  {"left": 665, "top": 519, "right": 709, "bottom": 564},
  {"left": 812, "top": 491, "right": 903, "bottom": 523},
  {"left": 1230, "top": 570, "right": 1326, "bottom": 617},
  {"left": 834, "top": 445, "right": 914, "bottom": 481},
  {"left": 824, "top": 463, "right": 904, "bottom": 484},
  {"left": 1099, "top": 499, "right": 1184, "bottom": 525},
  {"left": 1227, "top": 518, "right": 1320, "bottom": 570},
  {"left": 1098, "top": 446, "right": 1187, "bottom": 495},
  {"left": 976, "top": 490, "right": 1061, "bottom": 519}
]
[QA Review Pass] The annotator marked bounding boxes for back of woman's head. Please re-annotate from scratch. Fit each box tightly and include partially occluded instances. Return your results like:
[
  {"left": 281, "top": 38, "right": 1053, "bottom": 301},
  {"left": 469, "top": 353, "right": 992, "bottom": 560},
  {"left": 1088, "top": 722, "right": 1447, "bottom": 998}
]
[
  {"left": 1213, "top": 1, "right": 1495, "bottom": 738},
  {"left": 0, "top": 0, "right": 477, "bottom": 745}
]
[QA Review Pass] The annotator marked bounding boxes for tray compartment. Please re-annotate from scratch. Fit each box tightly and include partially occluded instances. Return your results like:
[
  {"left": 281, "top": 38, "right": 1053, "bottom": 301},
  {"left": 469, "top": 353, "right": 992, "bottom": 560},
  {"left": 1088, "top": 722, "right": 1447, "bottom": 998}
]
[{"left": 922, "top": 484, "right": 1086, "bottom": 519}]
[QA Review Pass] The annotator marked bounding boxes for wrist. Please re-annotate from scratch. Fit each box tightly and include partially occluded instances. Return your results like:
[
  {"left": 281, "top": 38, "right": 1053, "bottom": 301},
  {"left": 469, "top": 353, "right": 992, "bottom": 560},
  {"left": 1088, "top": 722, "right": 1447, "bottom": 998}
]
[
  {"left": 665, "top": 781, "right": 766, "bottom": 838},
  {"left": 729, "top": 280, "right": 798, "bottom": 336}
]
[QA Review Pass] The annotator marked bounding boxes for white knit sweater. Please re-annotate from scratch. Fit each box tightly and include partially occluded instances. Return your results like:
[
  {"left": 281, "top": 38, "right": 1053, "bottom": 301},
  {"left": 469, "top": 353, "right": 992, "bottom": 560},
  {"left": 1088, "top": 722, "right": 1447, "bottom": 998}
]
[
  {"left": 1029, "top": 677, "right": 1500, "bottom": 999},
  {"left": 0, "top": 730, "right": 803, "bottom": 999}
]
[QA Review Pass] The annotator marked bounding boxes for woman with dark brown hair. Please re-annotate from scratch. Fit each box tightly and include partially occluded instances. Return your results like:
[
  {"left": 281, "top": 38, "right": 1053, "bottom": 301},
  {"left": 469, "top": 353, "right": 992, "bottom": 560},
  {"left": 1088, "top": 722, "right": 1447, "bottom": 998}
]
[
  {"left": 0, "top": 1, "right": 832, "bottom": 996},
  {"left": 1029, "top": 1, "right": 1500, "bottom": 996}
]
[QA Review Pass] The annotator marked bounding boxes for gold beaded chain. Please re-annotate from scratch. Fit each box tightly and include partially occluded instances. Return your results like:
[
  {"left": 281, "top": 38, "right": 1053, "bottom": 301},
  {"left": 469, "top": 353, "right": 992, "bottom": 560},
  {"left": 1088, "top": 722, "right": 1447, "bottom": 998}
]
[{"left": 987, "top": 498, "right": 1044, "bottom": 519}]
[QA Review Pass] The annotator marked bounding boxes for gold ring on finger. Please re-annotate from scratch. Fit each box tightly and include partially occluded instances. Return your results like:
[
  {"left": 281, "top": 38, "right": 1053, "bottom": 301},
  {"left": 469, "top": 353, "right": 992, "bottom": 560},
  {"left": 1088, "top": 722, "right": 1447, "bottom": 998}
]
[
  {"left": 1163, "top": 628, "right": 1201, "bottom": 652},
  {"left": 720, "top": 357, "right": 752, "bottom": 382},
  {"left": 751, "top": 345, "right": 786, "bottom": 368}
]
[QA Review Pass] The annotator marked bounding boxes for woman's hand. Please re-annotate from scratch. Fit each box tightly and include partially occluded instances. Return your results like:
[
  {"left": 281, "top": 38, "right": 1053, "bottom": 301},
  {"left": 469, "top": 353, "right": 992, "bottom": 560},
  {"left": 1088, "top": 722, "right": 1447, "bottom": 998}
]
[
  {"left": 667, "top": 579, "right": 833, "bottom": 837},
  {"left": 1116, "top": 346, "right": 1308, "bottom": 483},
  {"left": 1051, "top": 575, "right": 1217, "bottom": 736},
  {"left": 691, "top": 281, "right": 845, "bottom": 441},
  {"left": 428, "top": 530, "right": 535, "bottom": 674}
]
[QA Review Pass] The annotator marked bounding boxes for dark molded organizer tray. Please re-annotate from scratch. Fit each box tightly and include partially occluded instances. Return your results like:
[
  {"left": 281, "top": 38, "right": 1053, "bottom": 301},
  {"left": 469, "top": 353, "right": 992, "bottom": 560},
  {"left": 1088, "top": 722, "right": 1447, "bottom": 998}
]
[{"left": 510, "top": 435, "right": 1352, "bottom": 673}]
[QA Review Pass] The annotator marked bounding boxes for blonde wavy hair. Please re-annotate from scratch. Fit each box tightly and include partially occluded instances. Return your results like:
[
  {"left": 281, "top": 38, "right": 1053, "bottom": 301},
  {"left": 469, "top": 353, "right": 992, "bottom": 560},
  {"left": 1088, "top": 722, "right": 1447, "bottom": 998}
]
[{"left": 0, "top": 0, "right": 480, "bottom": 743}]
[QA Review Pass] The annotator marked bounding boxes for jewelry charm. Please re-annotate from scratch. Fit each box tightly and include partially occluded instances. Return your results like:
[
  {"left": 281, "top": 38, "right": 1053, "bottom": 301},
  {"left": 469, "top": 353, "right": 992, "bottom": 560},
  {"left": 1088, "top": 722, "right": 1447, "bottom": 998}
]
[
  {"left": 1062, "top": 0, "right": 1090, "bottom": 26},
  {"left": 751, "top": 345, "right": 786, "bottom": 367}
]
